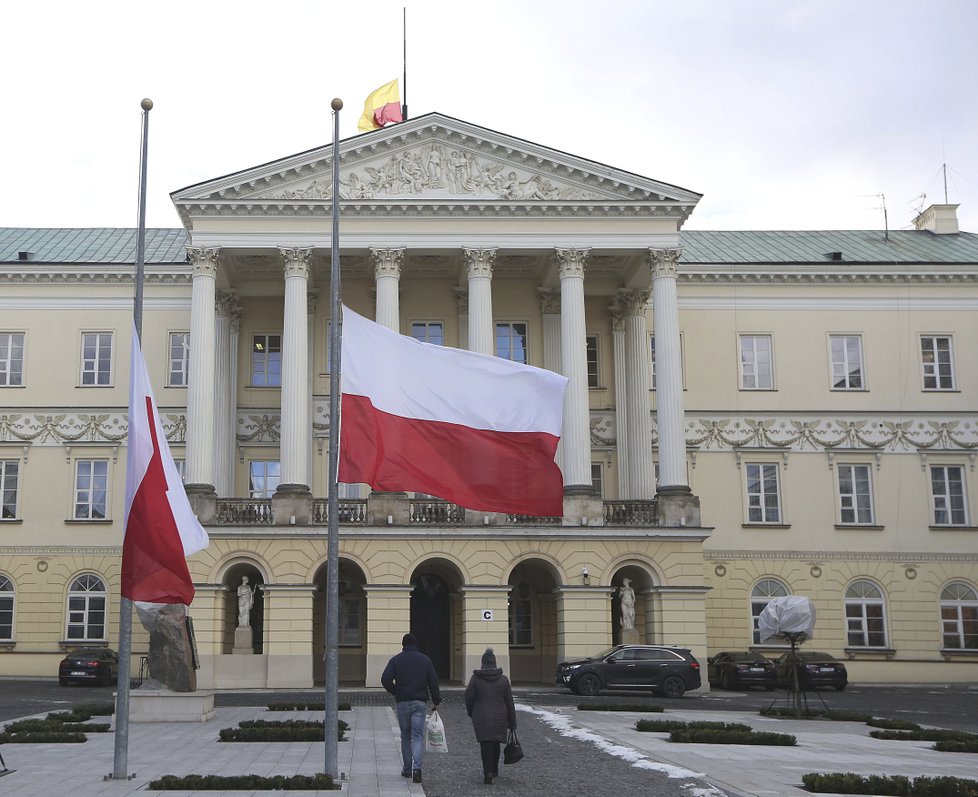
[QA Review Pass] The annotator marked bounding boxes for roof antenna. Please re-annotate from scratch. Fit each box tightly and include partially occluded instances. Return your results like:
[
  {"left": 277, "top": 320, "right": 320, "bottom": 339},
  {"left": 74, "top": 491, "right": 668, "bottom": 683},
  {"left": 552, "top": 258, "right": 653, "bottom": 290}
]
[{"left": 879, "top": 193, "right": 888, "bottom": 241}]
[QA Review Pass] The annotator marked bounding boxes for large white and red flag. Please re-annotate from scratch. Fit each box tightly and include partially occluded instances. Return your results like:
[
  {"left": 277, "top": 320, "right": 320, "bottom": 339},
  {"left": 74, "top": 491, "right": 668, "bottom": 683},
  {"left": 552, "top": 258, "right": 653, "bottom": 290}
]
[
  {"left": 338, "top": 306, "right": 568, "bottom": 516},
  {"left": 123, "top": 325, "right": 208, "bottom": 605}
]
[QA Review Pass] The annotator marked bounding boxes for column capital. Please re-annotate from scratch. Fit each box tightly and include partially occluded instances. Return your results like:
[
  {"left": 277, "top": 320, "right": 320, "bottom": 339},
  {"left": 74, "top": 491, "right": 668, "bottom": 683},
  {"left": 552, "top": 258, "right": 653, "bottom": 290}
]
[
  {"left": 648, "top": 247, "right": 682, "bottom": 279},
  {"left": 280, "top": 247, "right": 312, "bottom": 280},
  {"left": 187, "top": 247, "right": 220, "bottom": 278},
  {"left": 611, "top": 288, "right": 650, "bottom": 319},
  {"left": 537, "top": 288, "right": 561, "bottom": 315},
  {"left": 215, "top": 290, "right": 240, "bottom": 319},
  {"left": 454, "top": 287, "right": 468, "bottom": 314},
  {"left": 370, "top": 247, "right": 404, "bottom": 279},
  {"left": 555, "top": 247, "right": 590, "bottom": 279},
  {"left": 463, "top": 247, "right": 495, "bottom": 279}
]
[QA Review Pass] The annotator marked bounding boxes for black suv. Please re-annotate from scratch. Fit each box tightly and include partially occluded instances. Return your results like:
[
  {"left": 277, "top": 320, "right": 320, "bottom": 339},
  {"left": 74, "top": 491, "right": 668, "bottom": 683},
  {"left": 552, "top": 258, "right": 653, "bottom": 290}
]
[{"left": 555, "top": 644, "right": 701, "bottom": 698}]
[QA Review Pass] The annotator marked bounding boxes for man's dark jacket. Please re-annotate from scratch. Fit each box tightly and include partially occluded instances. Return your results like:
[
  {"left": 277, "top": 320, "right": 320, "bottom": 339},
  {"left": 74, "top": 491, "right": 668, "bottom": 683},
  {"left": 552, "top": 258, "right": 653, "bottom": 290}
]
[{"left": 381, "top": 643, "right": 441, "bottom": 704}]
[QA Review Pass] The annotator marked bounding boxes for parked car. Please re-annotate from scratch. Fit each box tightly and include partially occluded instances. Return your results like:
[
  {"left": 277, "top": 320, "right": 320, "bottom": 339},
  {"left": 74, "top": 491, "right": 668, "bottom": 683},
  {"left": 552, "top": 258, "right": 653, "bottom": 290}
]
[
  {"left": 555, "top": 644, "right": 701, "bottom": 698},
  {"left": 774, "top": 650, "right": 848, "bottom": 691},
  {"left": 58, "top": 647, "right": 119, "bottom": 686},
  {"left": 707, "top": 651, "right": 777, "bottom": 690}
]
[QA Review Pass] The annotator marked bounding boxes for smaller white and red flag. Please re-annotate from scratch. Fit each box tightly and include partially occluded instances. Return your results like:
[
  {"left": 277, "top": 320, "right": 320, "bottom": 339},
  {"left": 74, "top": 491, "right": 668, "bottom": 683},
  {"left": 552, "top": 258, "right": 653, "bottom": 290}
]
[
  {"left": 123, "top": 325, "right": 208, "bottom": 605},
  {"left": 338, "top": 306, "right": 568, "bottom": 516}
]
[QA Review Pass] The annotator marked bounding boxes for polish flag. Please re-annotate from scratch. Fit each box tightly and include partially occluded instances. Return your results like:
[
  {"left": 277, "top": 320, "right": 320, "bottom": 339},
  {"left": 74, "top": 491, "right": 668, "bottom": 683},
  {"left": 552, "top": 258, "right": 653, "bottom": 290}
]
[
  {"left": 338, "top": 306, "right": 568, "bottom": 516},
  {"left": 123, "top": 325, "right": 209, "bottom": 605}
]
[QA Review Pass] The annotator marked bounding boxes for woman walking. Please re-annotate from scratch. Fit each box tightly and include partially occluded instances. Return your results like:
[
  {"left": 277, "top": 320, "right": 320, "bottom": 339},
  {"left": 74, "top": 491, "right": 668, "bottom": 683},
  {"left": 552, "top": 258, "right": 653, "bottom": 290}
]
[{"left": 464, "top": 648, "right": 517, "bottom": 785}]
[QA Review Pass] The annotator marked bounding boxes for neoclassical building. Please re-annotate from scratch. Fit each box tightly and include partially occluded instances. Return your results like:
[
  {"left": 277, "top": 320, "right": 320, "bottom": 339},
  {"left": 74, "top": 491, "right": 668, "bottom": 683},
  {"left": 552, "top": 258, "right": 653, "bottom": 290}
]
[{"left": 1, "top": 113, "right": 976, "bottom": 688}]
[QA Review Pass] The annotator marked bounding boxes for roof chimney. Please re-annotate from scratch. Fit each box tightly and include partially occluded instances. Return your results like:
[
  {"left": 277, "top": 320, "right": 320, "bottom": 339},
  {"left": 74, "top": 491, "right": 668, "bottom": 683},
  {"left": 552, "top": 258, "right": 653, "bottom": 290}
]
[{"left": 912, "top": 204, "right": 959, "bottom": 235}]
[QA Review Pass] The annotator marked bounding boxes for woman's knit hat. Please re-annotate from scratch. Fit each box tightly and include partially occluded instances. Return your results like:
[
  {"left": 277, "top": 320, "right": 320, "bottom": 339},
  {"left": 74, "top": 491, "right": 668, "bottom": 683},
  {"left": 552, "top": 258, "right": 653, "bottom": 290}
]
[{"left": 481, "top": 648, "right": 497, "bottom": 669}]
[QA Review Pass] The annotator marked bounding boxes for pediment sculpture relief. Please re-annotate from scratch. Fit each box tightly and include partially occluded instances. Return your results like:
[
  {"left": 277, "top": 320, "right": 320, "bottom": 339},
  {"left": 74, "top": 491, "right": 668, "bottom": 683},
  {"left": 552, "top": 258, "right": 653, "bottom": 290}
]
[{"left": 266, "top": 143, "right": 604, "bottom": 201}]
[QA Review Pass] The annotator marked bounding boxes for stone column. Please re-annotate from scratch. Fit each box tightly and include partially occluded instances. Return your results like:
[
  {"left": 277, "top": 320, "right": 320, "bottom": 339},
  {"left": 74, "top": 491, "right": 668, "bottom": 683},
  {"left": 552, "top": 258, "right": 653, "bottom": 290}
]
[
  {"left": 185, "top": 247, "right": 219, "bottom": 509},
  {"left": 454, "top": 289, "right": 469, "bottom": 349},
  {"left": 609, "top": 308, "right": 629, "bottom": 499},
  {"left": 555, "top": 248, "right": 592, "bottom": 491},
  {"left": 213, "top": 292, "right": 238, "bottom": 497},
  {"left": 371, "top": 248, "right": 403, "bottom": 332},
  {"left": 306, "top": 294, "right": 317, "bottom": 493},
  {"left": 539, "top": 289, "right": 563, "bottom": 475},
  {"left": 649, "top": 248, "right": 700, "bottom": 526},
  {"left": 461, "top": 586, "right": 512, "bottom": 676},
  {"left": 363, "top": 585, "right": 414, "bottom": 686},
  {"left": 620, "top": 289, "right": 655, "bottom": 499},
  {"left": 463, "top": 248, "right": 495, "bottom": 355},
  {"left": 274, "top": 248, "right": 312, "bottom": 520}
]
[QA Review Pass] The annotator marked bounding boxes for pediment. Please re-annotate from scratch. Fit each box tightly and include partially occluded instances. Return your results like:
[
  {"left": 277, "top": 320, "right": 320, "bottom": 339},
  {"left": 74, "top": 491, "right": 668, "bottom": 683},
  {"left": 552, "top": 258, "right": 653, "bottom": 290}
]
[{"left": 171, "top": 113, "right": 700, "bottom": 217}]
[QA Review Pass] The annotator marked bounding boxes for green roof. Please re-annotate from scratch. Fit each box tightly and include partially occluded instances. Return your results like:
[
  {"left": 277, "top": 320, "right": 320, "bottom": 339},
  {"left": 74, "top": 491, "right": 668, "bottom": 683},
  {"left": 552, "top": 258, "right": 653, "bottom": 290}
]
[
  {"left": 3, "top": 227, "right": 978, "bottom": 266},
  {"left": 0, "top": 228, "right": 189, "bottom": 264}
]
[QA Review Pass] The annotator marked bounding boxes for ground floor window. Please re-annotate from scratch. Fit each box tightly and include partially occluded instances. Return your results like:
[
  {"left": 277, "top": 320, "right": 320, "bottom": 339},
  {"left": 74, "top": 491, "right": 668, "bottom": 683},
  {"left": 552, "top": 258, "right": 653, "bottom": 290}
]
[
  {"left": 66, "top": 574, "right": 107, "bottom": 641},
  {"left": 940, "top": 581, "right": 978, "bottom": 650}
]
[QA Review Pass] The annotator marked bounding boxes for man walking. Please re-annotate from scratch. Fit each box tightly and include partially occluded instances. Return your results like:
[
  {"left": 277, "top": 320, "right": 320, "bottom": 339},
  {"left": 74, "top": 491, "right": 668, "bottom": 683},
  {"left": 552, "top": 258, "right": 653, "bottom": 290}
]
[{"left": 382, "top": 632, "right": 441, "bottom": 783}]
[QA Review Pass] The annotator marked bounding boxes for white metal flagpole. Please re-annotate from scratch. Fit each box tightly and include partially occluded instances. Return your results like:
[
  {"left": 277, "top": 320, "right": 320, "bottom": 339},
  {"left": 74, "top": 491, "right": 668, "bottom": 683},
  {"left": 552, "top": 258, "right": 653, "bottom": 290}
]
[{"left": 112, "top": 96, "right": 152, "bottom": 781}]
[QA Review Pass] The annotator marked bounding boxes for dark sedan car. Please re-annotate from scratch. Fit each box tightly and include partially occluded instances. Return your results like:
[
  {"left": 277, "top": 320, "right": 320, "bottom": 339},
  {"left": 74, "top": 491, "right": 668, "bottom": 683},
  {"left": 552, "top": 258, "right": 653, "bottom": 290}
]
[
  {"left": 774, "top": 650, "right": 848, "bottom": 691},
  {"left": 555, "top": 644, "right": 701, "bottom": 698},
  {"left": 707, "top": 651, "right": 777, "bottom": 690},
  {"left": 58, "top": 647, "right": 118, "bottom": 686}
]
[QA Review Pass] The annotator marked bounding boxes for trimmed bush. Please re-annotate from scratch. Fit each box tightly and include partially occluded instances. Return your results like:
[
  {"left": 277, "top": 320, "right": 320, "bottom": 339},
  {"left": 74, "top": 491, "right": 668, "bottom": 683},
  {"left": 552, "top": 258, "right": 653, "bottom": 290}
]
[
  {"left": 239, "top": 719, "right": 349, "bottom": 733},
  {"left": 669, "top": 728, "right": 796, "bottom": 745},
  {"left": 933, "top": 739, "right": 978, "bottom": 754},
  {"left": 74, "top": 702, "right": 114, "bottom": 716},
  {"left": 803, "top": 772, "right": 978, "bottom": 795},
  {"left": 825, "top": 710, "right": 875, "bottom": 723},
  {"left": 869, "top": 729, "right": 977, "bottom": 742},
  {"left": 148, "top": 773, "right": 338, "bottom": 791},
  {"left": 759, "top": 707, "right": 874, "bottom": 722},
  {"left": 637, "top": 719, "right": 751, "bottom": 733},
  {"left": 266, "top": 701, "right": 351, "bottom": 712},
  {"left": 0, "top": 730, "right": 87, "bottom": 744},
  {"left": 866, "top": 718, "right": 922, "bottom": 731},
  {"left": 47, "top": 709, "right": 93, "bottom": 723},
  {"left": 578, "top": 703, "right": 664, "bottom": 713}
]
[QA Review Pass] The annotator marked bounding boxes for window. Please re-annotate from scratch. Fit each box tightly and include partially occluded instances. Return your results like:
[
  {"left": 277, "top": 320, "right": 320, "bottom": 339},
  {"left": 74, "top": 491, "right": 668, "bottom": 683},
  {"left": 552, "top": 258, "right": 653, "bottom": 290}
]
[
  {"left": 251, "top": 334, "right": 282, "bottom": 386},
  {"left": 650, "top": 334, "right": 685, "bottom": 390},
  {"left": 249, "top": 460, "right": 280, "bottom": 498},
  {"left": 168, "top": 332, "right": 189, "bottom": 387},
  {"left": 931, "top": 465, "right": 968, "bottom": 526},
  {"left": 0, "top": 575, "right": 13, "bottom": 640},
  {"left": 173, "top": 459, "right": 186, "bottom": 482},
  {"left": 830, "top": 334, "right": 864, "bottom": 389},
  {"left": 838, "top": 464, "right": 874, "bottom": 525},
  {"left": 845, "top": 580, "right": 887, "bottom": 647},
  {"left": 508, "top": 592, "right": 532, "bottom": 646},
  {"left": 66, "top": 574, "right": 106, "bottom": 641},
  {"left": 940, "top": 582, "right": 978, "bottom": 650},
  {"left": 495, "top": 322, "right": 527, "bottom": 364},
  {"left": 74, "top": 460, "right": 108, "bottom": 520},
  {"left": 739, "top": 334, "right": 774, "bottom": 389},
  {"left": 586, "top": 335, "right": 599, "bottom": 387},
  {"left": 340, "top": 596, "right": 362, "bottom": 646},
  {"left": 1, "top": 460, "right": 18, "bottom": 519},
  {"left": 80, "top": 332, "right": 112, "bottom": 386},
  {"left": 411, "top": 321, "right": 444, "bottom": 346},
  {"left": 0, "top": 333, "right": 25, "bottom": 386},
  {"left": 920, "top": 335, "right": 955, "bottom": 390},
  {"left": 591, "top": 463, "right": 604, "bottom": 499},
  {"left": 745, "top": 463, "right": 781, "bottom": 523},
  {"left": 751, "top": 579, "right": 789, "bottom": 644}
]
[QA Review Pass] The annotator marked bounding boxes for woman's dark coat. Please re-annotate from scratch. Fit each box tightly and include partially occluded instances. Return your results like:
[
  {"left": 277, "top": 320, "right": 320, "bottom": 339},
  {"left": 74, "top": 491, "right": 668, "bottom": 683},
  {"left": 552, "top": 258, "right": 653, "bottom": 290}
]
[{"left": 464, "top": 667, "right": 516, "bottom": 743}]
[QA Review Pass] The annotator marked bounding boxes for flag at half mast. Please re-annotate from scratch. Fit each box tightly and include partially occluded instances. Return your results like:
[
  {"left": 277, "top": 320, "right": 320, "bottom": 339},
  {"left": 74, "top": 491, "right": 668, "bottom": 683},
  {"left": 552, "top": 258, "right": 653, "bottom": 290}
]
[
  {"left": 123, "top": 325, "right": 209, "bottom": 604},
  {"left": 338, "top": 306, "right": 568, "bottom": 516},
  {"left": 357, "top": 79, "right": 403, "bottom": 132}
]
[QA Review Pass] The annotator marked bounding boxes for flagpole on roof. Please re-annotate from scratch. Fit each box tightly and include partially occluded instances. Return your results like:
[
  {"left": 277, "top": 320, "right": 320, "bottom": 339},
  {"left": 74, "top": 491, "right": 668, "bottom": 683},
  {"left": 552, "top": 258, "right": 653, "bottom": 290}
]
[
  {"left": 402, "top": 7, "right": 408, "bottom": 121},
  {"left": 112, "top": 96, "right": 152, "bottom": 781},
  {"left": 324, "top": 97, "right": 343, "bottom": 780}
]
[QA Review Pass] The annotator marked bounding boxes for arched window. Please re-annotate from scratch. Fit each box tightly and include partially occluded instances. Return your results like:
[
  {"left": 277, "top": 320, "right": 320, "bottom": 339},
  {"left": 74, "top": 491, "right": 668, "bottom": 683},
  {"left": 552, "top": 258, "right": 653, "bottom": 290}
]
[
  {"left": 940, "top": 582, "right": 978, "bottom": 650},
  {"left": 0, "top": 575, "right": 14, "bottom": 640},
  {"left": 751, "top": 579, "right": 789, "bottom": 644},
  {"left": 845, "top": 580, "right": 887, "bottom": 647},
  {"left": 66, "top": 574, "right": 107, "bottom": 641}
]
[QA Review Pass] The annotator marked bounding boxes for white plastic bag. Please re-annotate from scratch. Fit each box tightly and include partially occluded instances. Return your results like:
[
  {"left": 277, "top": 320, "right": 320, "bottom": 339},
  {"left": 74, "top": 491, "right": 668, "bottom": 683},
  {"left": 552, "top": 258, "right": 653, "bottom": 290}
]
[{"left": 425, "top": 709, "right": 448, "bottom": 753}]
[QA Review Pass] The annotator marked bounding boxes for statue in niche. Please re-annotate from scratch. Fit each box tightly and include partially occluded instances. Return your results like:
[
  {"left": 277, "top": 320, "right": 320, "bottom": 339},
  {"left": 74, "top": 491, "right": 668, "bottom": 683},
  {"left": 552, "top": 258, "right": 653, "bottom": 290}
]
[
  {"left": 619, "top": 578, "right": 636, "bottom": 631},
  {"left": 237, "top": 575, "right": 255, "bottom": 627}
]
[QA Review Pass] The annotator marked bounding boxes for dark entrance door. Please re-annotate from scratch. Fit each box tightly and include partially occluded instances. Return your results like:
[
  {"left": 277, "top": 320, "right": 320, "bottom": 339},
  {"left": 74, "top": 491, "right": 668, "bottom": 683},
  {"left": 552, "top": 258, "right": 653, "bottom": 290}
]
[{"left": 410, "top": 573, "right": 451, "bottom": 680}]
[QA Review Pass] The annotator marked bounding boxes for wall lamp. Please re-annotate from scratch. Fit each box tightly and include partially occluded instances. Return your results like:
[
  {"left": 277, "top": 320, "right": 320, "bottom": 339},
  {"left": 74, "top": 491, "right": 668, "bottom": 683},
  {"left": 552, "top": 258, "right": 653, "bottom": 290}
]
[{"left": 581, "top": 566, "right": 590, "bottom": 585}]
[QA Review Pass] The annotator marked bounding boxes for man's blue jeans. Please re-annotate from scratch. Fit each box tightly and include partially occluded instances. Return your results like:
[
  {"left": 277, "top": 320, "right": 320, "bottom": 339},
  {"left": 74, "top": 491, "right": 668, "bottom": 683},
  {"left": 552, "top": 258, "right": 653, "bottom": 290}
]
[{"left": 396, "top": 700, "right": 427, "bottom": 774}]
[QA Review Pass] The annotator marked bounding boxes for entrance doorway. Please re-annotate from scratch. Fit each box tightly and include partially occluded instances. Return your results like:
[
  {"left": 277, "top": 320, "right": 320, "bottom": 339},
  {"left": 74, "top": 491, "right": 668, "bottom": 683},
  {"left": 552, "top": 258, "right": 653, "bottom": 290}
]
[{"left": 410, "top": 572, "right": 451, "bottom": 680}]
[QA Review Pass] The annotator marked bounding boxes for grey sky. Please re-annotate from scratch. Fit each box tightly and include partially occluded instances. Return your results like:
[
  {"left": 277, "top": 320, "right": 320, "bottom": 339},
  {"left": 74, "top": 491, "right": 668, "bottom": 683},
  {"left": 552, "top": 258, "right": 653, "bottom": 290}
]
[{"left": 4, "top": 0, "right": 976, "bottom": 233}]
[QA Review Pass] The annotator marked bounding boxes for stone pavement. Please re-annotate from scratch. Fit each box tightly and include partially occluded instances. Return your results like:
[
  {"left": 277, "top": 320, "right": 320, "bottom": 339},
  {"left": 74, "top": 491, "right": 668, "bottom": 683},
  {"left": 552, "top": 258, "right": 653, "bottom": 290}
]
[{"left": 0, "top": 693, "right": 976, "bottom": 796}]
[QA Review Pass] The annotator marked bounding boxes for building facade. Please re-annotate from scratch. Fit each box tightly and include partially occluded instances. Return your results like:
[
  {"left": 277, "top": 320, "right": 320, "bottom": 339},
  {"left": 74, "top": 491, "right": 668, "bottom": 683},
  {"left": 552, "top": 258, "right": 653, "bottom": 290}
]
[{"left": 1, "top": 114, "right": 975, "bottom": 688}]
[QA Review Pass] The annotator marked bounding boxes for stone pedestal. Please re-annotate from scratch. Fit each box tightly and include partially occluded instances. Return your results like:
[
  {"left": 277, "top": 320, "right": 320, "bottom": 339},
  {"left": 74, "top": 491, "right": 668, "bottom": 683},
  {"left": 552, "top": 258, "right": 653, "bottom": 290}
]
[
  {"left": 233, "top": 626, "right": 253, "bottom": 654},
  {"left": 621, "top": 627, "right": 640, "bottom": 645},
  {"left": 128, "top": 689, "right": 216, "bottom": 723}
]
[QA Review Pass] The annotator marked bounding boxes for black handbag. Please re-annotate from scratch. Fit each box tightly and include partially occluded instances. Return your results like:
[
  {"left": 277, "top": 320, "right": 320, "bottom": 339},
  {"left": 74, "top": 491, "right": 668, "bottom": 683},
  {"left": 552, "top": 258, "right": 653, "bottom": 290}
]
[{"left": 503, "top": 729, "right": 524, "bottom": 764}]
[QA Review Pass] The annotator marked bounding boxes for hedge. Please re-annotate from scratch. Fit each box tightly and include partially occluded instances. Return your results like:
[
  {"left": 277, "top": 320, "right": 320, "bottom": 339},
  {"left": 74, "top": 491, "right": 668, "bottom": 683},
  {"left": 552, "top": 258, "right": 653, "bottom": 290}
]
[
  {"left": 578, "top": 703, "right": 664, "bottom": 713},
  {"left": 0, "top": 731, "right": 87, "bottom": 744},
  {"left": 934, "top": 739, "right": 978, "bottom": 754},
  {"left": 869, "top": 729, "right": 977, "bottom": 743},
  {"left": 238, "top": 718, "right": 349, "bottom": 733},
  {"left": 866, "top": 718, "right": 923, "bottom": 731},
  {"left": 267, "top": 701, "right": 351, "bottom": 712},
  {"left": 759, "top": 707, "right": 874, "bottom": 722},
  {"left": 669, "top": 728, "right": 796, "bottom": 745},
  {"left": 803, "top": 772, "right": 978, "bottom": 795},
  {"left": 148, "top": 773, "right": 339, "bottom": 791},
  {"left": 636, "top": 719, "right": 752, "bottom": 733},
  {"left": 219, "top": 723, "right": 346, "bottom": 743}
]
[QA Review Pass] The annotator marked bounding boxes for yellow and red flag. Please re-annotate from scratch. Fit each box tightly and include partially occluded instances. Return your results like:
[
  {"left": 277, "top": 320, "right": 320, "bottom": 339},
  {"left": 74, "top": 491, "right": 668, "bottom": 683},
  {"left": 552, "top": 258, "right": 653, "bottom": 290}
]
[{"left": 358, "top": 79, "right": 403, "bottom": 132}]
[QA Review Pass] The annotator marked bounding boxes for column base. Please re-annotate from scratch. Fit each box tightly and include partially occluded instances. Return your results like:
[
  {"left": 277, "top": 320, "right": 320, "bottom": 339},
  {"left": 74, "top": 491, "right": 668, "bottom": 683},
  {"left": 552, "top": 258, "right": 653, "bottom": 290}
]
[
  {"left": 562, "top": 486, "right": 603, "bottom": 527},
  {"left": 366, "top": 492, "right": 410, "bottom": 525},
  {"left": 271, "top": 487, "right": 312, "bottom": 525},
  {"left": 655, "top": 489, "right": 701, "bottom": 528},
  {"left": 184, "top": 485, "right": 216, "bottom": 524}
]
